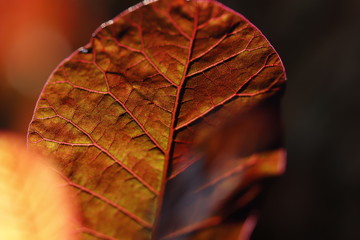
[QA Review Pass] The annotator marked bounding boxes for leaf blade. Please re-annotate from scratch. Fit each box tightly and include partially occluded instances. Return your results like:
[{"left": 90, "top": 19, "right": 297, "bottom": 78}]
[{"left": 28, "top": 1, "right": 286, "bottom": 239}]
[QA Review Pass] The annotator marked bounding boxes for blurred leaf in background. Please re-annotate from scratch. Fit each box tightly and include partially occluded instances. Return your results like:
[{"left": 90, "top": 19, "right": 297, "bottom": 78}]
[{"left": 0, "top": 133, "right": 79, "bottom": 240}]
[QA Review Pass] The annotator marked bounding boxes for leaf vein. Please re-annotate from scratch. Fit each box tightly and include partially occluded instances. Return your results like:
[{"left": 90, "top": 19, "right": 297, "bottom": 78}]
[
  {"left": 42, "top": 95, "right": 159, "bottom": 195},
  {"left": 176, "top": 54, "right": 279, "bottom": 131}
]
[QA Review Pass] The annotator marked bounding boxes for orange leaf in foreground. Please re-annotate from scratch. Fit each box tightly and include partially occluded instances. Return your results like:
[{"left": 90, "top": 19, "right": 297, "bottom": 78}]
[
  {"left": 28, "top": 0, "right": 286, "bottom": 239},
  {"left": 0, "top": 134, "right": 78, "bottom": 240}
]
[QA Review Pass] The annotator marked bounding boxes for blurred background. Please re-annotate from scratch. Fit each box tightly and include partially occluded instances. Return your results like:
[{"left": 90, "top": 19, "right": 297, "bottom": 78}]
[{"left": 0, "top": 0, "right": 359, "bottom": 239}]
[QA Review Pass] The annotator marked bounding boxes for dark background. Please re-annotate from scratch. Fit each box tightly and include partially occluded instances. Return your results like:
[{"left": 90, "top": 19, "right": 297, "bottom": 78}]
[{"left": 0, "top": 0, "right": 359, "bottom": 239}]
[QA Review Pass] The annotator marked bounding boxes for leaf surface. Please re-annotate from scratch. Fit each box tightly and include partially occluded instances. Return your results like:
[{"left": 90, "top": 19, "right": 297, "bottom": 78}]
[{"left": 28, "top": 0, "right": 286, "bottom": 239}]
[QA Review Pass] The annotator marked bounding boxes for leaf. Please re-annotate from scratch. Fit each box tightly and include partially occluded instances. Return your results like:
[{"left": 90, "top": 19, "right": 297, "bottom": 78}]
[
  {"left": 27, "top": 0, "right": 286, "bottom": 239},
  {"left": 0, "top": 134, "right": 79, "bottom": 240}
]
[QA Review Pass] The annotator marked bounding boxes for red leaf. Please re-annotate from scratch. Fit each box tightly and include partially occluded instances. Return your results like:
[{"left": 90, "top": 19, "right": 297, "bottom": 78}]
[{"left": 28, "top": 0, "right": 286, "bottom": 239}]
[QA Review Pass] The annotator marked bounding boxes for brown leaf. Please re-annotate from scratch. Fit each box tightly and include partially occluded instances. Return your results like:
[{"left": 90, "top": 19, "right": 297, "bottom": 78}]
[{"left": 28, "top": 0, "right": 286, "bottom": 239}]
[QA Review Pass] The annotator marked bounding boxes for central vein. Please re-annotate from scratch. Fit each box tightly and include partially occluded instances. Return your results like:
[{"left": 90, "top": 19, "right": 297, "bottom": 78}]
[{"left": 151, "top": 3, "right": 200, "bottom": 239}]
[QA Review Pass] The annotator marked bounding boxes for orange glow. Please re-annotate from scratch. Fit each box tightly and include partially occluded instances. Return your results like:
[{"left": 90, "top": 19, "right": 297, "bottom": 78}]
[
  {"left": 0, "top": 134, "right": 79, "bottom": 240},
  {"left": 0, "top": 0, "right": 110, "bottom": 133}
]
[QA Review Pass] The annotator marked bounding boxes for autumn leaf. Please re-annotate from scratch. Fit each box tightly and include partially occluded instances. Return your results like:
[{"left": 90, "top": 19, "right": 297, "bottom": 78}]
[
  {"left": 28, "top": 0, "right": 286, "bottom": 239},
  {"left": 0, "top": 134, "right": 79, "bottom": 240}
]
